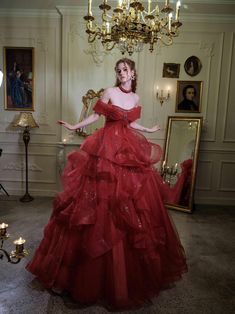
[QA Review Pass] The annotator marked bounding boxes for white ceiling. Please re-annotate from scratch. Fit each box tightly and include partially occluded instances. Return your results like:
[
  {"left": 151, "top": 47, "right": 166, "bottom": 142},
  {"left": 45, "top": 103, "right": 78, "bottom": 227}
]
[{"left": 0, "top": 1, "right": 235, "bottom": 15}]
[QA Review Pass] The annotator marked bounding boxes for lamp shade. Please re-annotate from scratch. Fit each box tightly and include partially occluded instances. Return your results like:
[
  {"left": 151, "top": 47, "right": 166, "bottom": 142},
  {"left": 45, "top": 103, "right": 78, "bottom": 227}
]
[{"left": 13, "top": 112, "right": 39, "bottom": 128}]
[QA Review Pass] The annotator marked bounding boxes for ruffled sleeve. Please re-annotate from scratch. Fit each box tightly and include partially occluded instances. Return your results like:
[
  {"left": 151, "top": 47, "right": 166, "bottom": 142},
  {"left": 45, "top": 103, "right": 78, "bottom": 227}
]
[{"left": 93, "top": 99, "right": 108, "bottom": 116}]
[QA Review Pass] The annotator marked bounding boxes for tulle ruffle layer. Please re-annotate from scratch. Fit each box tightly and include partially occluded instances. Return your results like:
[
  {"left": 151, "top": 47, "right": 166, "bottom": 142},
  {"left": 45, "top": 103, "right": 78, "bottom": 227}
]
[{"left": 27, "top": 148, "right": 187, "bottom": 309}]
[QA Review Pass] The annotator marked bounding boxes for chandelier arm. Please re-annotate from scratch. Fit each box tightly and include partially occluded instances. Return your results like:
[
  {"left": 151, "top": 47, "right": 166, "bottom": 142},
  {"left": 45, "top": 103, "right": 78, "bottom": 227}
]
[
  {"left": 103, "top": 41, "right": 116, "bottom": 51},
  {"left": 83, "top": 0, "right": 182, "bottom": 54},
  {"left": 88, "top": 31, "right": 102, "bottom": 43},
  {"left": 0, "top": 248, "right": 21, "bottom": 264}
]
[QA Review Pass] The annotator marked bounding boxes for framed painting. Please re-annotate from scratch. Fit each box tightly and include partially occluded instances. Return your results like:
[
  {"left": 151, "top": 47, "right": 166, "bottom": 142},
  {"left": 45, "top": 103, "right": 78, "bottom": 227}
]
[
  {"left": 163, "top": 63, "right": 180, "bottom": 78},
  {"left": 184, "top": 56, "right": 202, "bottom": 77},
  {"left": 175, "top": 80, "right": 203, "bottom": 113},
  {"left": 4, "top": 47, "right": 34, "bottom": 111}
]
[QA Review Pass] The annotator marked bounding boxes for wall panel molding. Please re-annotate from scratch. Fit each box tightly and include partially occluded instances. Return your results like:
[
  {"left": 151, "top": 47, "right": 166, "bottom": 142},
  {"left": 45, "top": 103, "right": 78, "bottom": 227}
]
[
  {"left": 196, "top": 160, "right": 213, "bottom": 191},
  {"left": 223, "top": 32, "right": 235, "bottom": 143},
  {"left": 217, "top": 160, "right": 235, "bottom": 192}
]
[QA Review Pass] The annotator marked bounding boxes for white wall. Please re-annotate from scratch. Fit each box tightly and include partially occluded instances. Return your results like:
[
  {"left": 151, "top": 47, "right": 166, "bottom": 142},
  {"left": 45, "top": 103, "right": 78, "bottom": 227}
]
[
  {"left": 0, "top": 7, "right": 235, "bottom": 205},
  {"left": 0, "top": 12, "right": 61, "bottom": 196}
]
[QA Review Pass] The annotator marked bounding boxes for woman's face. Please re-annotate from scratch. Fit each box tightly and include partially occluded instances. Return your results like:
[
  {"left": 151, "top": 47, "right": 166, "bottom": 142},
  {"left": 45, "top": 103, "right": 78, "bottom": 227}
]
[
  {"left": 116, "top": 62, "right": 133, "bottom": 84},
  {"left": 185, "top": 87, "right": 195, "bottom": 101}
]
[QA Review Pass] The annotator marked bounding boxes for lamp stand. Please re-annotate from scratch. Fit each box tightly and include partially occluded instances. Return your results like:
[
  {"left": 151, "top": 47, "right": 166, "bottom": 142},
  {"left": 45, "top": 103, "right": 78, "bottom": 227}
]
[{"left": 20, "top": 127, "right": 33, "bottom": 202}]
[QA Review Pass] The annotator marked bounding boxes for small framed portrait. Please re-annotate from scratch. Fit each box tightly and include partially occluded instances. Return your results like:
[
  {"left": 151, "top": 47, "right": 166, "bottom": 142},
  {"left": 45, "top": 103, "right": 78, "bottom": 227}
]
[
  {"left": 175, "top": 80, "right": 203, "bottom": 113},
  {"left": 4, "top": 47, "right": 34, "bottom": 111},
  {"left": 163, "top": 63, "right": 180, "bottom": 78},
  {"left": 184, "top": 56, "right": 202, "bottom": 77}
]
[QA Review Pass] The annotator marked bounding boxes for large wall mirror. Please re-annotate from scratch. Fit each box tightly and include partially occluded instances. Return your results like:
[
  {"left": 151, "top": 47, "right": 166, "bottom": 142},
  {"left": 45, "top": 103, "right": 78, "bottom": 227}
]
[
  {"left": 77, "top": 89, "right": 104, "bottom": 136},
  {"left": 162, "top": 116, "right": 202, "bottom": 213}
]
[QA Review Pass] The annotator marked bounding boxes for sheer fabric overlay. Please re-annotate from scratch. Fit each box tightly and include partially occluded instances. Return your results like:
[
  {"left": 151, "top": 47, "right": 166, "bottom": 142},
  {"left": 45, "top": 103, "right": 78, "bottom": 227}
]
[{"left": 26, "top": 100, "right": 187, "bottom": 310}]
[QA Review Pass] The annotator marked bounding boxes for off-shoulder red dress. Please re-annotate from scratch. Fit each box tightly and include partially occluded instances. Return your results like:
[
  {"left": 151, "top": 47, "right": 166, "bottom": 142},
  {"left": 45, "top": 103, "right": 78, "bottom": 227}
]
[{"left": 26, "top": 100, "right": 187, "bottom": 310}]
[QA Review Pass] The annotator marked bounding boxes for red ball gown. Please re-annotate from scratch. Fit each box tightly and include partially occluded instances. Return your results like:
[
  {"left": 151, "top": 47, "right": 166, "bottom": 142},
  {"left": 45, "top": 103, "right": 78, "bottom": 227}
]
[{"left": 26, "top": 100, "right": 187, "bottom": 310}]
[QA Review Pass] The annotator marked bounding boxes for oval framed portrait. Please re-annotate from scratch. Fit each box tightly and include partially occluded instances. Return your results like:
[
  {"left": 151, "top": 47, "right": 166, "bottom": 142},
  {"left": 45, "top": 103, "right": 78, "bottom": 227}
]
[{"left": 184, "top": 56, "right": 202, "bottom": 77}]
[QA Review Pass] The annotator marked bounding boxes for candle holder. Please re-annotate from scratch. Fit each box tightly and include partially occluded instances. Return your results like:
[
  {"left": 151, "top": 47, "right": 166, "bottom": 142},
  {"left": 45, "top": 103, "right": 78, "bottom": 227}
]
[
  {"left": 156, "top": 89, "right": 170, "bottom": 106},
  {"left": 161, "top": 162, "right": 178, "bottom": 186},
  {"left": 0, "top": 223, "right": 28, "bottom": 264}
]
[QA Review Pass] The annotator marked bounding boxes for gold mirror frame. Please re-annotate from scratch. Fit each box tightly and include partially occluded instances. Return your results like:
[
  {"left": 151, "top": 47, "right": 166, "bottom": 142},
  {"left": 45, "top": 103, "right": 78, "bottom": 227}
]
[
  {"left": 162, "top": 116, "right": 202, "bottom": 213},
  {"left": 77, "top": 88, "right": 104, "bottom": 137}
]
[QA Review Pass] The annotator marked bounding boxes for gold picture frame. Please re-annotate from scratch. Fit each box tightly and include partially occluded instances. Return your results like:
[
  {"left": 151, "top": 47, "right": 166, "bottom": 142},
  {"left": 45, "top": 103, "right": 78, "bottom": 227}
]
[{"left": 4, "top": 47, "right": 34, "bottom": 111}]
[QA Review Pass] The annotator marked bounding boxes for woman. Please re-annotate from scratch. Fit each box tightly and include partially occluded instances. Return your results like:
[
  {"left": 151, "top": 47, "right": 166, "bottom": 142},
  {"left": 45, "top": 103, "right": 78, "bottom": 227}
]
[
  {"left": 178, "top": 84, "right": 198, "bottom": 111},
  {"left": 27, "top": 58, "right": 187, "bottom": 310}
]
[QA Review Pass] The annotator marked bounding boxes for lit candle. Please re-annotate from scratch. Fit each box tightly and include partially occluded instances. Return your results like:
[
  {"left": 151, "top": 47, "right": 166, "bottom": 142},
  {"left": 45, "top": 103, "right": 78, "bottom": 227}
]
[
  {"left": 167, "top": 86, "right": 170, "bottom": 96},
  {"left": 175, "top": 1, "right": 181, "bottom": 21},
  {"left": 106, "top": 22, "right": 111, "bottom": 34},
  {"left": 148, "top": 0, "right": 151, "bottom": 14},
  {"left": 174, "top": 162, "right": 178, "bottom": 171},
  {"left": 165, "top": 0, "right": 169, "bottom": 6},
  {"left": 0, "top": 223, "right": 8, "bottom": 236},
  {"left": 168, "top": 13, "right": 172, "bottom": 32},
  {"left": 88, "top": 0, "right": 92, "bottom": 16},
  {"left": 155, "top": 4, "right": 160, "bottom": 15},
  {"left": 14, "top": 237, "right": 26, "bottom": 254}
]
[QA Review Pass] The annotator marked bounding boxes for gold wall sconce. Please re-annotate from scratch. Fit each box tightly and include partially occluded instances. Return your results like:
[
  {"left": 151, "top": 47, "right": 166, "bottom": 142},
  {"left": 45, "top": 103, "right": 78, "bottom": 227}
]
[{"left": 156, "top": 86, "right": 170, "bottom": 106}]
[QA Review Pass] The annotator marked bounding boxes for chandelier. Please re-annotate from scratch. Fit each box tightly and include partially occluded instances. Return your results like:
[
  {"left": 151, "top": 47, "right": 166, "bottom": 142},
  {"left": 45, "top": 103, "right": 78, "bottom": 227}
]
[{"left": 84, "top": 0, "right": 182, "bottom": 55}]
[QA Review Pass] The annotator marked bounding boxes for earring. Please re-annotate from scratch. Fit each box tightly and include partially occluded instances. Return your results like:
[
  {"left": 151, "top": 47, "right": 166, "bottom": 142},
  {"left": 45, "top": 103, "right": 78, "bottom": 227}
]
[{"left": 131, "top": 75, "right": 135, "bottom": 80}]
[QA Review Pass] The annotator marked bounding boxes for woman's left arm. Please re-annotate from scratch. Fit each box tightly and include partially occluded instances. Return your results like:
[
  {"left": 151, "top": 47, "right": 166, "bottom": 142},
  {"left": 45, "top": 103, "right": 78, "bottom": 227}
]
[{"left": 130, "top": 121, "right": 160, "bottom": 133}]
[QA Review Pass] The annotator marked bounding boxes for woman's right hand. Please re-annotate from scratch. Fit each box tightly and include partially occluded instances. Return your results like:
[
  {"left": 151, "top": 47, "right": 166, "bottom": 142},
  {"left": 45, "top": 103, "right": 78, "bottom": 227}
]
[{"left": 57, "top": 120, "right": 76, "bottom": 130}]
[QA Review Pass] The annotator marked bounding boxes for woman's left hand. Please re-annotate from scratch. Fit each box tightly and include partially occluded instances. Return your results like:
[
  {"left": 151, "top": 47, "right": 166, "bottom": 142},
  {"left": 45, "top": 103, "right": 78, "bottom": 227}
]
[{"left": 148, "top": 125, "right": 160, "bottom": 133}]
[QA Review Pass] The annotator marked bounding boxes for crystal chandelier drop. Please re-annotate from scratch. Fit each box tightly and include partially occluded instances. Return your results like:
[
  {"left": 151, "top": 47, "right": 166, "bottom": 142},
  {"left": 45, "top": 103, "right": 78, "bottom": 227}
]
[{"left": 84, "top": 0, "right": 182, "bottom": 56}]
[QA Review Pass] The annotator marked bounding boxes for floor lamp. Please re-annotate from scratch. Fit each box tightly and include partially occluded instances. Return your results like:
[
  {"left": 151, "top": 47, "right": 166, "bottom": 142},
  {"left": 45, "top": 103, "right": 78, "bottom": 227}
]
[{"left": 13, "top": 112, "right": 39, "bottom": 202}]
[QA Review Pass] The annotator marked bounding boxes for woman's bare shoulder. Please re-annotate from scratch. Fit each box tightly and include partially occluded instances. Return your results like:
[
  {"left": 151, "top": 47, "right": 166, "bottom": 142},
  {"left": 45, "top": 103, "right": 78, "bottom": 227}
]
[{"left": 134, "top": 93, "right": 141, "bottom": 106}]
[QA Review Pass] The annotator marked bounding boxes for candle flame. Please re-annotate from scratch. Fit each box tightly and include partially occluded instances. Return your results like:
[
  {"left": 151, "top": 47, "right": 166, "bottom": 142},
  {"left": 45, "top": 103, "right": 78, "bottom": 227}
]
[
  {"left": 0, "top": 223, "right": 8, "bottom": 228},
  {"left": 14, "top": 237, "right": 26, "bottom": 245}
]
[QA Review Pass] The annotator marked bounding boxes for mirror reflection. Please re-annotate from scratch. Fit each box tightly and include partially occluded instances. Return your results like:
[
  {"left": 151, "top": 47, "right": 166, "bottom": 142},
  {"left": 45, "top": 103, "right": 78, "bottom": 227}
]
[{"left": 162, "top": 117, "right": 202, "bottom": 213}]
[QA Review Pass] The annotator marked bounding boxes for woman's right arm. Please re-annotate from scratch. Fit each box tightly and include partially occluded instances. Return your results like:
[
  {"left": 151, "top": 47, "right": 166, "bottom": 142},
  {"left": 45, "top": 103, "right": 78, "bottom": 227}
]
[
  {"left": 58, "top": 88, "right": 111, "bottom": 131},
  {"left": 58, "top": 112, "right": 100, "bottom": 131}
]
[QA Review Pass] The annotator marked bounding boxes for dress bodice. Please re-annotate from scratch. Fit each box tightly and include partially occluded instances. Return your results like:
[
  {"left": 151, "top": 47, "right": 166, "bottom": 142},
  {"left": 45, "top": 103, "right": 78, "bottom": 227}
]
[
  {"left": 93, "top": 99, "right": 141, "bottom": 123},
  {"left": 81, "top": 99, "right": 162, "bottom": 168}
]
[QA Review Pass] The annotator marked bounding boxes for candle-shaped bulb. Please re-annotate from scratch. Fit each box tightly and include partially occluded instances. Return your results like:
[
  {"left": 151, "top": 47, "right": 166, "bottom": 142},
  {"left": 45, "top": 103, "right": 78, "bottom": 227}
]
[
  {"left": 0, "top": 223, "right": 8, "bottom": 236},
  {"left": 88, "top": 0, "right": 92, "bottom": 16},
  {"left": 168, "top": 13, "right": 172, "bottom": 32},
  {"left": 176, "top": 1, "right": 181, "bottom": 21},
  {"left": 165, "top": 0, "right": 169, "bottom": 6},
  {"left": 118, "top": 0, "right": 123, "bottom": 8},
  {"left": 106, "top": 22, "right": 111, "bottom": 34},
  {"left": 14, "top": 237, "right": 26, "bottom": 254},
  {"left": 156, "top": 4, "right": 160, "bottom": 15},
  {"left": 148, "top": 0, "right": 151, "bottom": 14}
]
